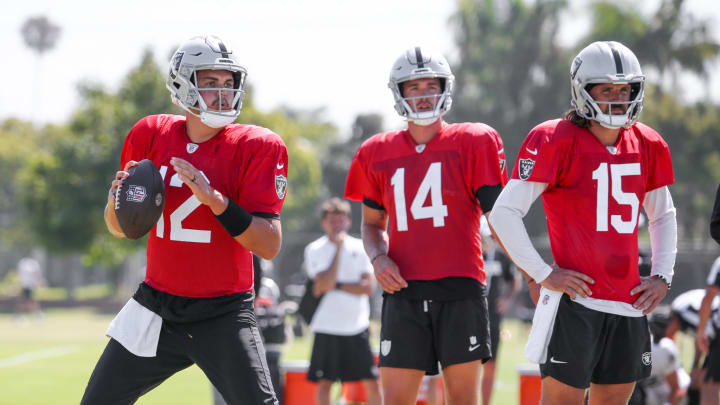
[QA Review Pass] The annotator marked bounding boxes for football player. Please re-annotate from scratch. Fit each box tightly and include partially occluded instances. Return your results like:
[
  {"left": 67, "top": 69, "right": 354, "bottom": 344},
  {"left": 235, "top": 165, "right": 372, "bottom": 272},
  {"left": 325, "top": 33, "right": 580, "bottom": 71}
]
[
  {"left": 696, "top": 256, "right": 720, "bottom": 404},
  {"left": 80, "top": 35, "right": 287, "bottom": 405},
  {"left": 489, "top": 41, "right": 677, "bottom": 405},
  {"left": 345, "top": 46, "right": 508, "bottom": 405}
]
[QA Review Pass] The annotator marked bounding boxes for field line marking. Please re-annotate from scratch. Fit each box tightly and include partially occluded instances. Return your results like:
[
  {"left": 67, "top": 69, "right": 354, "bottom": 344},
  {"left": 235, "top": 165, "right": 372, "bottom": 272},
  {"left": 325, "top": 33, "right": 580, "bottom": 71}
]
[{"left": 0, "top": 345, "right": 80, "bottom": 368}]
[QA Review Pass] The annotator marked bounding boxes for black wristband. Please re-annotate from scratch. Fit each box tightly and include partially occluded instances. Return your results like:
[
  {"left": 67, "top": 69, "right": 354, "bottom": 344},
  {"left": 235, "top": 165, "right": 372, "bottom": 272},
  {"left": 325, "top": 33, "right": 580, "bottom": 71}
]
[
  {"left": 215, "top": 199, "right": 253, "bottom": 237},
  {"left": 335, "top": 282, "right": 345, "bottom": 290}
]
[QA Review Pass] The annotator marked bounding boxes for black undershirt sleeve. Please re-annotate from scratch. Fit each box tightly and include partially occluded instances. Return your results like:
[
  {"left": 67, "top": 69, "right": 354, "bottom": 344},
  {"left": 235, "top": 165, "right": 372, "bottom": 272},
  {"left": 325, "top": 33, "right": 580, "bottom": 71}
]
[
  {"left": 475, "top": 184, "right": 503, "bottom": 213},
  {"left": 362, "top": 197, "right": 385, "bottom": 211}
]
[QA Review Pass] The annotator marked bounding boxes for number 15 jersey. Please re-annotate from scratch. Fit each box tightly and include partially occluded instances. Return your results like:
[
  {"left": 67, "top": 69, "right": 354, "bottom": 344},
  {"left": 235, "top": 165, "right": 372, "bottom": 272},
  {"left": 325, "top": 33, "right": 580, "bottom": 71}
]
[
  {"left": 344, "top": 122, "right": 507, "bottom": 284},
  {"left": 513, "top": 119, "right": 674, "bottom": 303}
]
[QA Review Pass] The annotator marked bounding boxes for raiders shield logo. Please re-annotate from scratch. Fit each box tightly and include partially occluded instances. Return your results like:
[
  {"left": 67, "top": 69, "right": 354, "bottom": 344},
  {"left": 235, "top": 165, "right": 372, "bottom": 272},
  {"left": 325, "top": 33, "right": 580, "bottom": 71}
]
[
  {"left": 381, "top": 340, "right": 392, "bottom": 356},
  {"left": 186, "top": 143, "right": 199, "bottom": 154},
  {"left": 519, "top": 158, "right": 536, "bottom": 181},
  {"left": 275, "top": 175, "right": 287, "bottom": 199},
  {"left": 641, "top": 351, "right": 652, "bottom": 366},
  {"left": 571, "top": 57, "right": 583, "bottom": 80},
  {"left": 173, "top": 51, "right": 184, "bottom": 72}
]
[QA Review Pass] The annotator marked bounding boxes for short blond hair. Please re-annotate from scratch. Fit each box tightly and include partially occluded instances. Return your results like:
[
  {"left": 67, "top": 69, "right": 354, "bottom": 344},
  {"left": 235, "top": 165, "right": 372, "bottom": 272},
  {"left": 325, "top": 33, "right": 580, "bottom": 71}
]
[{"left": 320, "top": 197, "right": 351, "bottom": 219}]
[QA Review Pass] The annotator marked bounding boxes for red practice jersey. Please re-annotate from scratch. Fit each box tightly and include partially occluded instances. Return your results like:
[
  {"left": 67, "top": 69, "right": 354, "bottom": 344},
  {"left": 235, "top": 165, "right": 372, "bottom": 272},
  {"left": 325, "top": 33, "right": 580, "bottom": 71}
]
[
  {"left": 120, "top": 114, "right": 288, "bottom": 297},
  {"left": 345, "top": 122, "right": 507, "bottom": 284},
  {"left": 513, "top": 119, "right": 674, "bottom": 303}
]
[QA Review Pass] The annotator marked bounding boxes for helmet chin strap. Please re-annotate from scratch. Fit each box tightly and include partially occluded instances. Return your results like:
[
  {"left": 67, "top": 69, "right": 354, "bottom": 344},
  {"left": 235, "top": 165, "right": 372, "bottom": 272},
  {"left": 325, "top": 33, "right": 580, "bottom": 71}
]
[
  {"left": 409, "top": 117, "right": 440, "bottom": 126},
  {"left": 200, "top": 111, "right": 238, "bottom": 128}
]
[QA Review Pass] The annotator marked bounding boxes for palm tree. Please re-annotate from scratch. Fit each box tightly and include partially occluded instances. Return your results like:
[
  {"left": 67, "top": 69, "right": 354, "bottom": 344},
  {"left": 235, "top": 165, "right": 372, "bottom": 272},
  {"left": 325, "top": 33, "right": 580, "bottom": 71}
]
[{"left": 20, "top": 16, "right": 61, "bottom": 124}]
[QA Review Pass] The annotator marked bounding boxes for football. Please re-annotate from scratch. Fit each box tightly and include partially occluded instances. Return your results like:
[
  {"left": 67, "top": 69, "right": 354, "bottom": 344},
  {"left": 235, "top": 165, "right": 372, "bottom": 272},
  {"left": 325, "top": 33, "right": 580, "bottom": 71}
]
[{"left": 114, "top": 159, "right": 165, "bottom": 240}]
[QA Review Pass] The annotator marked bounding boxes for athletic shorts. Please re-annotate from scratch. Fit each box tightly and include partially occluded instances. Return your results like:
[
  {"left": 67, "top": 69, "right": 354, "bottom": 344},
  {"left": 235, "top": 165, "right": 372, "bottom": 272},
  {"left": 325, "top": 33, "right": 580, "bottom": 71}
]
[
  {"left": 540, "top": 294, "right": 651, "bottom": 388},
  {"left": 378, "top": 295, "right": 491, "bottom": 375},
  {"left": 80, "top": 307, "right": 277, "bottom": 405},
  {"left": 21, "top": 287, "right": 33, "bottom": 300},
  {"left": 307, "top": 329, "right": 378, "bottom": 382},
  {"left": 703, "top": 336, "right": 720, "bottom": 382},
  {"left": 488, "top": 308, "right": 502, "bottom": 360}
]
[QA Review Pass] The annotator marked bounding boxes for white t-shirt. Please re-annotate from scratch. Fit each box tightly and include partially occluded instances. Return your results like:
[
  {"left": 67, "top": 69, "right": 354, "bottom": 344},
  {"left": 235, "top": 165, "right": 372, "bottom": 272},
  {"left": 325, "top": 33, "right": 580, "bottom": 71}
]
[
  {"left": 304, "top": 235, "right": 372, "bottom": 336},
  {"left": 18, "top": 257, "right": 41, "bottom": 289}
]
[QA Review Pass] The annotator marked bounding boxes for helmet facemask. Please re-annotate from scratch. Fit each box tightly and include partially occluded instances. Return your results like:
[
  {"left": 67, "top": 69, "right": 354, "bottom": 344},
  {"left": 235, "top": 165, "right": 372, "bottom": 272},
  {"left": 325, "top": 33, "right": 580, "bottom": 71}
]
[
  {"left": 572, "top": 79, "right": 644, "bottom": 129},
  {"left": 166, "top": 36, "right": 248, "bottom": 128},
  {"left": 388, "top": 47, "right": 454, "bottom": 126},
  {"left": 569, "top": 41, "right": 645, "bottom": 129}
]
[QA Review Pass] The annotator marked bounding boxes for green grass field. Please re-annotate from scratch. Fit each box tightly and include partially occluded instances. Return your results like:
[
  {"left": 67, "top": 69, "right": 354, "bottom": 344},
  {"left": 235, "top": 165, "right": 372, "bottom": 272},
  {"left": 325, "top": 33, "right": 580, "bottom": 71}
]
[{"left": 0, "top": 308, "right": 696, "bottom": 405}]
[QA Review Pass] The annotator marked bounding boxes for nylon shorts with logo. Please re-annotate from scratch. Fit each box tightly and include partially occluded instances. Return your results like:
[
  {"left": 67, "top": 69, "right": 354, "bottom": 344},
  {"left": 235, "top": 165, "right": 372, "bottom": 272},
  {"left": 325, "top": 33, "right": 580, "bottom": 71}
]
[
  {"left": 378, "top": 295, "right": 491, "bottom": 375},
  {"left": 540, "top": 294, "right": 651, "bottom": 388}
]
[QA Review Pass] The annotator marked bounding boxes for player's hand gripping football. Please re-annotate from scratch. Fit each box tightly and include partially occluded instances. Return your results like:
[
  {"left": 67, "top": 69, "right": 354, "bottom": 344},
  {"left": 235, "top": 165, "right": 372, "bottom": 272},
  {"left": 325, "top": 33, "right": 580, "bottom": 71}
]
[
  {"left": 170, "top": 157, "right": 226, "bottom": 214},
  {"left": 373, "top": 254, "right": 408, "bottom": 294},
  {"left": 540, "top": 264, "right": 595, "bottom": 300},
  {"left": 108, "top": 160, "right": 139, "bottom": 204},
  {"left": 630, "top": 276, "right": 669, "bottom": 315}
]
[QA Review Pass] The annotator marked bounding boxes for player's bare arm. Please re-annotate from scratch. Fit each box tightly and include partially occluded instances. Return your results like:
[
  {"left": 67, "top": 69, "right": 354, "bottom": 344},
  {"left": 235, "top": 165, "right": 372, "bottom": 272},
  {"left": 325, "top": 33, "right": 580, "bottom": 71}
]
[
  {"left": 696, "top": 285, "right": 720, "bottom": 354},
  {"left": 104, "top": 160, "right": 139, "bottom": 238},
  {"left": 630, "top": 276, "right": 669, "bottom": 315},
  {"left": 337, "top": 273, "right": 374, "bottom": 296},
  {"left": 361, "top": 204, "right": 407, "bottom": 293},
  {"left": 170, "top": 156, "right": 282, "bottom": 259},
  {"left": 312, "top": 234, "right": 344, "bottom": 297}
]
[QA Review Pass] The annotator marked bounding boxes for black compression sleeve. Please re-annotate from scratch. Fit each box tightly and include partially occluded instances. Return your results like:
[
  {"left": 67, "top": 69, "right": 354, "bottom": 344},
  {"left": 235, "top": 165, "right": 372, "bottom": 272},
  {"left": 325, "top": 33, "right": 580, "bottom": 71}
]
[
  {"left": 362, "top": 197, "right": 385, "bottom": 211},
  {"left": 475, "top": 184, "right": 503, "bottom": 212}
]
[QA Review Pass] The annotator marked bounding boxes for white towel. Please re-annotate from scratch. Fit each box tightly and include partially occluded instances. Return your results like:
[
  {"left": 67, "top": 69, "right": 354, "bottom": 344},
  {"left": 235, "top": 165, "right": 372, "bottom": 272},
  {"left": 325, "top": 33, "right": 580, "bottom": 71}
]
[
  {"left": 525, "top": 287, "right": 562, "bottom": 364},
  {"left": 106, "top": 298, "right": 162, "bottom": 357}
]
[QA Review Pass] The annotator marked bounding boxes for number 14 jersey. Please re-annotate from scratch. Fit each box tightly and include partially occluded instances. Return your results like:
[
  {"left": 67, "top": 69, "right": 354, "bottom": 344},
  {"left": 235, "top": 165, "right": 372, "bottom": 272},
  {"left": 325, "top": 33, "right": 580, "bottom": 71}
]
[
  {"left": 345, "top": 122, "right": 507, "bottom": 284},
  {"left": 513, "top": 119, "right": 674, "bottom": 303}
]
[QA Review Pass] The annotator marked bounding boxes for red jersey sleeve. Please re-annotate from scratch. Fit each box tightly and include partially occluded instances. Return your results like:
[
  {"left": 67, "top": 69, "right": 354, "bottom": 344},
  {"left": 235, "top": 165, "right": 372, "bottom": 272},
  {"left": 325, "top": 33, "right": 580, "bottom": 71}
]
[
  {"left": 467, "top": 124, "right": 508, "bottom": 191},
  {"left": 235, "top": 131, "right": 288, "bottom": 217},
  {"left": 345, "top": 142, "right": 382, "bottom": 204},
  {"left": 511, "top": 119, "right": 567, "bottom": 185},
  {"left": 639, "top": 125, "right": 674, "bottom": 191},
  {"left": 120, "top": 115, "right": 165, "bottom": 169}
]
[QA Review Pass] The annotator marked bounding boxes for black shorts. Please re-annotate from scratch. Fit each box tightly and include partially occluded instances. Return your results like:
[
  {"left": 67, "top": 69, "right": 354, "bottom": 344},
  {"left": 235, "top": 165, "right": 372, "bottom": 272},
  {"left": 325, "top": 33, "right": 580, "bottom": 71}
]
[
  {"left": 703, "top": 336, "right": 720, "bottom": 382},
  {"left": 307, "top": 329, "right": 378, "bottom": 382},
  {"left": 21, "top": 287, "right": 33, "bottom": 300},
  {"left": 80, "top": 308, "right": 277, "bottom": 405},
  {"left": 540, "top": 295, "right": 651, "bottom": 388},
  {"left": 488, "top": 308, "right": 502, "bottom": 360},
  {"left": 378, "top": 295, "right": 491, "bottom": 375}
]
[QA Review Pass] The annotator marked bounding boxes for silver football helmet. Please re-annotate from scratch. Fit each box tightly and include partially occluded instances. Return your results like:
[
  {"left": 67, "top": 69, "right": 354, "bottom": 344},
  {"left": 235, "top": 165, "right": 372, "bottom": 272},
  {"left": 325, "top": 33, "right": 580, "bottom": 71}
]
[
  {"left": 166, "top": 35, "right": 247, "bottom": 128},
  {"left": 388, "top": 47, "right": 454, "bottom": 126},
  {"left": 570, "top": 41, "right": 645, "bottom": 129}
]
